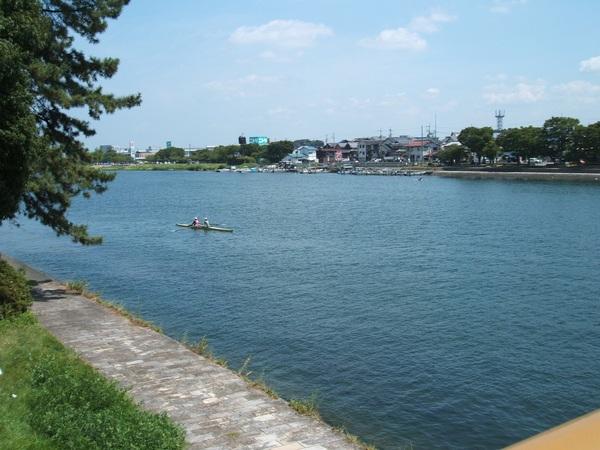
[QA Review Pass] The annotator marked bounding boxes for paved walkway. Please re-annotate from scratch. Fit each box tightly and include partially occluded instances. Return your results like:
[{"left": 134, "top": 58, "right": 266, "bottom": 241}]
[{"left": 9, "top": 258, "right": 360, "bottom": 450}]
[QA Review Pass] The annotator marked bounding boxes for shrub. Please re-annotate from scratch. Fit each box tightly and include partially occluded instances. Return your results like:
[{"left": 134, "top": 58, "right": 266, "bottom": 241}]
[
  {"left": 29, "top": 354, "right": 185, "bottom": 449},
  {"left": 0, "top": 260, "right": 33, "bottom": 319}
]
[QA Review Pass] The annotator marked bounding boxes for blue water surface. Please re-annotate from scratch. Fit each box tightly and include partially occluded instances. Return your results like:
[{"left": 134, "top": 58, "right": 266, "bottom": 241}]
[{"left": 1, "top": 171, "right": 599, "bottom": 449}]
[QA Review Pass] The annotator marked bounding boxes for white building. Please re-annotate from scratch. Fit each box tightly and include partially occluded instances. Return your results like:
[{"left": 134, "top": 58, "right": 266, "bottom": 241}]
[{"left": 282, "top": 146, "right": 318, "bottom": 164}]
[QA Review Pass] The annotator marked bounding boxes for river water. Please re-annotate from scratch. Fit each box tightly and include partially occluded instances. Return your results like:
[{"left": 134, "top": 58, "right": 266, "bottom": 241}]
[{"left": 1, "top": 171, "right": 599, "bottom": 449}]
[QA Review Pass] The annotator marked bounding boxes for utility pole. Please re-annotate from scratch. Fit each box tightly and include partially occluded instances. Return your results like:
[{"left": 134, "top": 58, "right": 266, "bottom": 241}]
[
  {"left": 388, "top": 128, "right": 392, "bottom": 138},
  {"left": 421, "top": 125, "right": 424, "bottom": 164}
]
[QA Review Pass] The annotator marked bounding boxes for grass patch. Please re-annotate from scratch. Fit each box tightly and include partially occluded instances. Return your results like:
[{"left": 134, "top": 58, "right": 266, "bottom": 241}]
[
  {"left": 237, "top": 356, "right": 278, "bottom": 399},
  {"left": 65, "top": 280, "right": 88, "bottom": 294},
  {"left": 289, "top": 393, "right": 321, "bottom": 420},
  {"left": 0, "top": 312, "right": 185, "bottom": 449},
  {"left": 187, "top": 336, "right": 228, "bottom": 368},
  {"left": 185, "top": 338, "right": 280, "bottom": 399},
  {"left": 334, "top": 425, "right": 380, "bottom": 450},
  {"left": 244, "top": 376, "right": 279, "bottom": 399},
  {"left": 226, "top": 431, "right": 241, "bottom": 440}
]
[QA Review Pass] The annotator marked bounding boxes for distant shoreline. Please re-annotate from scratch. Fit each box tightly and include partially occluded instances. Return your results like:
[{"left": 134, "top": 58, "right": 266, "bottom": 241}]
[{"left": 95, "top": 163, "right": 600, "bottom": 182}]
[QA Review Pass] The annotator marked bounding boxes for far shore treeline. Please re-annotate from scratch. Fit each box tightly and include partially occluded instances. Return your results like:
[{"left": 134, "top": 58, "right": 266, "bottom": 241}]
[
  {"left": 90, "top": 141, "right": 295, "bottom": 165},
  {"left": 439, "top": 116, "right": 600, "bottom": 166},
  {"left": 92, "top": 116, "right": 600, "bottom": 167}
]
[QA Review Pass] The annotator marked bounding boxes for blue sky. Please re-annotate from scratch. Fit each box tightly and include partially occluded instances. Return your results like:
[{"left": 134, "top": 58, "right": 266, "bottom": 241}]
[{"left": 81, "top": 0, "right": 600, "bottom": 150}]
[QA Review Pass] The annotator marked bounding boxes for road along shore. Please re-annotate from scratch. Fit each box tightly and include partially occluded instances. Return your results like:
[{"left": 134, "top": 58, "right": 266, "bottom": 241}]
[{"left": 434, "top": 170, "right": 600, "bottom": 183}]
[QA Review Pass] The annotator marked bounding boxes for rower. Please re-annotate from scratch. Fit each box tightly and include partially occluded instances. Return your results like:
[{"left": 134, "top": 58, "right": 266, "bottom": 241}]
[
  {"left": 192, "top": 217, "right": 200, "bottom": 226},
  {"left": 203, "top": 217, "right": 210, "bottom": 227}
]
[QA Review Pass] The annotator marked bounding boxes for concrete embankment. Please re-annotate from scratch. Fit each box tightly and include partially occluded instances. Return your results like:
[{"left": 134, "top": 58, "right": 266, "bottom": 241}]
[
  {"left": 434, "top": 170, "right": 600, "bottom": 183},
  {"left": 5, "top": 256, "right": 361, "bottom": 450}
]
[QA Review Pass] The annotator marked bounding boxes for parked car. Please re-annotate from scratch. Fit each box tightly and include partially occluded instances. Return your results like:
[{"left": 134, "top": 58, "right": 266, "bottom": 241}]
[{"left": 529, "top": 158, "right": 546, "bottom": 167}]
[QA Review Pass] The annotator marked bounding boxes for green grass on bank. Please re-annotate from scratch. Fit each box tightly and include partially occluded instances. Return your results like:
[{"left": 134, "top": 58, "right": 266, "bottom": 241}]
[
  {"left": 0, "top": 312, "right": 185, "bottom": 449},
  {"left": 99, "top": 162, "right": 227, "bottom": 171}
]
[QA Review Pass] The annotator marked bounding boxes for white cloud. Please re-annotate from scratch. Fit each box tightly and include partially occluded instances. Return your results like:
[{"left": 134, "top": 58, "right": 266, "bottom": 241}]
[
  {"left": 204, "top": 74, "right": 280, "bottom": 97},
  {"left": 230, "top": 20, "right": 333, "bottom": 48},
  {"left": 409, "top": 12, "right": 456, "bottom": 33},
  {"left": 360, "top": 10, "right": 455, "bottom": 51},
  {"left": 484, "top": 77, "right": 600, "bottom": 105},
  {"left": 360, "top": 28, "right": 426, "bottom": 50},
  {"left": 490, "top": 0, "right": 527, "bottom": 14},
  {"left": 554, "top": 80, "right": 600, "bottom": 103},
  {"left": 580, "top": 56, "right": 600, "bottom": 73},
  {"left": 483, "top": 80, "right": 546, "bottom": 103},
  {"left": 425, "top": 87, "right": 440, "bottom": 98}
]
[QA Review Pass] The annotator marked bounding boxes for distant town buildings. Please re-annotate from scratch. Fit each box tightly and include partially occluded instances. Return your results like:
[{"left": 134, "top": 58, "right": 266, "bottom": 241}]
[
  {"left": 134, "top": 151, "right": 154, "bottom": 161},
  {"left": 310, "top": 135, "right": 441, "bottom": 164},
  {"left": 99, "top": 131, "right": 460, "bottom": 165}
]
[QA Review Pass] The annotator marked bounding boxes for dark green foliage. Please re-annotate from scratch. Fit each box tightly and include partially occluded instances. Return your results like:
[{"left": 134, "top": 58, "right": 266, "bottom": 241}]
[
  {"left": 29, "top": 354, "right": 185, "bottom": 449},
  {"left": 264, "top": 140, "right": 294, "bottom": 163},
  {"left": 89, "top": 148, "right": 133, "bottom": 164},
  {"left": 496, "top": 127, "right": 544, "bottom": 162},
  {"left": 187, "top": 141, "right": 293, "bottom": 165},
  {"left": 149, "top": 147, "right": 186, "bottom": 162},
  {"left": 458, "top": 127, "right": 494, "bottom": 164},
  {"left": 191, "top": 145, "right": 256, "bottom": 165},
  {"left": 239, "top": 143, "right": 261, "bottom": 157},
  {"left": 542, "top": 116, "right": 580, "bottom": 159},
  {"left": 568, "top": 121, "right": 600, "bottom": 163},
  {"left": 0, "top": 33, "right": 36, "bottom": 220},
  {"left": 481, "top": 141, "right": 500, "bottom": 163},
  {"left": 0, "top": 0, "right": 141, "bottom": 244},
  {"left": 0, "top": 259, "right": 33, "bottom": 319},
  {"left": 436, "top": 145, "right": 467, "bottom": 165}
]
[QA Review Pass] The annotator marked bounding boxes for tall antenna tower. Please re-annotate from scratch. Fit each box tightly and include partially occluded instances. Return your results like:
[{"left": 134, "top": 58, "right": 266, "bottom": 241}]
[{"left": 495, "top": 110, "right": 505, "bottom": 133}]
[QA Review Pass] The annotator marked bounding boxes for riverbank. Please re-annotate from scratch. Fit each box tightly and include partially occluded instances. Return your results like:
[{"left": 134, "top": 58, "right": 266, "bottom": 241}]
[
  {"left": 97, "top": 162, "right": 600, "bottom": 183},
  {"left": 5, "top": 256, "right": 366, "bottom": 450},
  {"left": 434, "top": 170, "right": 600, "bottom": 182}
]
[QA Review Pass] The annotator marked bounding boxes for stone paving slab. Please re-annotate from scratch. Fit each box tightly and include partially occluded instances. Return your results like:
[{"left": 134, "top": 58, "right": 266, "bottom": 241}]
[{"left": 11, "top": 258, "right": 361, "bottom": 450}]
